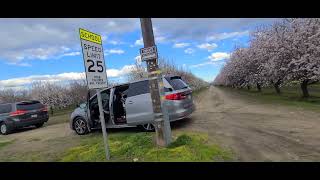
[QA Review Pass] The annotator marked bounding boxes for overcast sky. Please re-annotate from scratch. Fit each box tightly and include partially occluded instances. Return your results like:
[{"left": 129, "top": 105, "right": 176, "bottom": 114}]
[{"left": 0, "top": 18, "right": 280, "bottom": 89}]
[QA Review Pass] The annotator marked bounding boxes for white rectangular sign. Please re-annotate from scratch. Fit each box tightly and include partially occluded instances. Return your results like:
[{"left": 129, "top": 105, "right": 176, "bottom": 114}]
[
  {"left": 79, "top": 28, "right": 107, "bottom": 89},
  {"left": 140, "top": 46, "right": 158, "bottom": 61}
]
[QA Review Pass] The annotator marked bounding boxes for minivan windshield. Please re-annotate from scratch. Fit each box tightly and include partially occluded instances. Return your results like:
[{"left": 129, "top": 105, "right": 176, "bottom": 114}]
[
  {"left": 16, "top": 101, "right": 43, "bottom": 111},
  {"left": 165, "top": 76, "right": 188, "bottom": 90}
]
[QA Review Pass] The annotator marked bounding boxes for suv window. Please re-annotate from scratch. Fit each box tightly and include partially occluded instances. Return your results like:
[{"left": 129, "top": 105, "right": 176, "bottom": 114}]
[
  {"left": 16, "top": 101, "right": 43, "bottom": 111},
  {"left": 165, "top": 76, "right": 188, "bottom": 90},
  {"left": 127, "top": 80, "right": 150, "bottom": 97},
  {"left": 0, "top": 104, "right": 12, "bottom": 114}
]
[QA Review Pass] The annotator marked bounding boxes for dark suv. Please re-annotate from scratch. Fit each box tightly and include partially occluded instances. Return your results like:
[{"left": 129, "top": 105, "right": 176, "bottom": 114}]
[{"left": 0, "top": 101, "right": 49, "bottom": 135}]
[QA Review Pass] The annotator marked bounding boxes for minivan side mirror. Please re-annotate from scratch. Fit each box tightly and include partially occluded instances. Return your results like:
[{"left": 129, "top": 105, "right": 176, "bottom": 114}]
[{"left": 79, "top": 103, "right": 87, "bottom": 109}]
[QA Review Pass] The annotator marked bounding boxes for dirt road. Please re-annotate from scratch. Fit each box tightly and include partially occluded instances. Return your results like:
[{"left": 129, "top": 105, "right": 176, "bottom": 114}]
[
  {"left": 0, "top": 123, "right": 81, "bottom": 161},
  {"left": 175, "top": 86, "right": 320, "bottom": 161},
  {"left": 1, "top": 86, "right": 320, "bottom": 161}
]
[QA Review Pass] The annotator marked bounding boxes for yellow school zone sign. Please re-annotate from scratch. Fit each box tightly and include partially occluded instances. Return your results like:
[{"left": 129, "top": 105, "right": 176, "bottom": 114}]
[{"left": 79, "top": 28, "right": 102, "bottom": 44}]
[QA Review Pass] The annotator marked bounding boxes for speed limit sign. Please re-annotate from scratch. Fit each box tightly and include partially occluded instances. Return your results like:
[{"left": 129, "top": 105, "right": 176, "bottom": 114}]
[
  {"left": 79, "top": 28, "right": 110, "bottom": 160},
  {"left": 79, "top": 28, "right": 107, "bottom": 89}
]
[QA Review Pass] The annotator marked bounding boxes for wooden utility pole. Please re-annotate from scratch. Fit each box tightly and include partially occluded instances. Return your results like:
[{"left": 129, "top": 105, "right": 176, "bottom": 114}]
[{"left": 140, "top": 18, "right": 172, "bottom": 147}]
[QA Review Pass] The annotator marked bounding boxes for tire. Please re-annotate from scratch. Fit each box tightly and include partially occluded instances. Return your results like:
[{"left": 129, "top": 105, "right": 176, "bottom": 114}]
[
  {"left": 0, "top": 122, "right": 11, "bottom": 135},
  {"left": 35, "top": 122, "right": 44, "bottom": 128},
  {"left": 73, "top": 117, "right": 89, "bottom": 135},
  {"left": 140, "top": 123, "right": 155, "bottom": 132}
]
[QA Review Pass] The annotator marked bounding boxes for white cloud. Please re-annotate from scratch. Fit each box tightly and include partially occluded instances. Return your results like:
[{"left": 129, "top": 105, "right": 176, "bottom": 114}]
[
  {"left": 155, "top": 36, "right": 166, "bottom": 43},
  {"left": 5, "top": 47, "right": 65, "bottom": 61},
  {"left": 197, "top": 43, "right": 218, "bottom": 51},
  {"left": 135, "top": 55, "right": 142, "bottom": 65},
  {"left": 62, "top": 51, "right": 81, "bottom": 56},
  {"left": 208, "top": 52, "right": 230, "bottom": 61},
  {"left": 58, "top": 51, "right": 81, "bottom": 58},
  {"left": 173, "top": 43, "right": 190, "bottom": 48},
  {"left": 0, "top": 18, "right": 279, "bottom": 66},
  {"left": 0, "top": 72, "right": 86, "bottom": 88},
  {"left": 101, "top": 35, "right": 107, "bottom": 41},
  {"left": 109, "top": 40, "right": 120, "bottom": 45},
  {"left": 184, "top": 48, "right": 195, "bottom": 54},
  {"left": 190, "top": 52, "right": 229, "bottom": 68},
  {"left": 189, "top": 61, "right": 214, "bottom": 68},
  {"left": 104, "top": 49, "right": 125, "bottom": 56},
  {"left": 134, "top": 38, "right": 143, "bottom": 46},
  {"left": 206, "top": 30, "right": 249, "bottom": 41},
  {"left": 7, "top": 62, "right": 32, "bottom": 67},
  {"left": 0, "top": 65, "right": 136, "bottom": 88},
  {"left": 132, "top": 28, "right": 167, "bottom": 47},
  {"left": 0, "top": 18, "right": 139, "bottom": 63},
  {"left": 190, "top": 60, "right": 226, "bottom": 68},
  {"left": 107, "top": 65, "right": 135, "bottom": 78},
  {"left": 153, "top": 18, "right": 278, "bottom": 41}
]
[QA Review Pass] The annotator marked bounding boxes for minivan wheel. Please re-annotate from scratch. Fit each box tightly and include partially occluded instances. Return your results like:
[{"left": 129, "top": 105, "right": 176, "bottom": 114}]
[
  {"left": 141, "top": 123, "right": 155, "bottom": 132},
  {"left": 0, "top": 122, "right": 11, "bottom": 135},
  {"left": 73, "top": 117, "right": 89, "bottom": 135}
]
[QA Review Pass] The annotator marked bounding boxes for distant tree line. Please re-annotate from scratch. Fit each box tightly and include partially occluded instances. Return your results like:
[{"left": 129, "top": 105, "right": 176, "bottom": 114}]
[
  {"left": 213, "top": 18, "right": 320, "bottom": 97},
  {"left": 1, "top": 58, "right": 208, "bottom": 109}
]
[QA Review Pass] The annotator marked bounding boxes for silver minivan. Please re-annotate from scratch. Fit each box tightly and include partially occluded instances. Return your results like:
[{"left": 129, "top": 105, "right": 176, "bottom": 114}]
[{"left": 70, "top": 75, "right": 195, "bottom": 135}]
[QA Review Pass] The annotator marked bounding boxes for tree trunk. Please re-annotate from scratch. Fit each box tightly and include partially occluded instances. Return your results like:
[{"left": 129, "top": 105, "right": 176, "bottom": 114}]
[
  {"left": 247, "top": 85, "right": 251, "bottom": 90},
  {"left": 301, "top": 80, "right": 309, "bottom": 98},
  {"left": 273, "top": 79, "right": 281, "bottom": 94},
  {"left": 256, "top": 83, "right": 261, "bottom": 92}
]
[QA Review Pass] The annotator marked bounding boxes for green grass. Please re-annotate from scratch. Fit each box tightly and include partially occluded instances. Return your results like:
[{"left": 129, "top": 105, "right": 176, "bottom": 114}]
[
  {"left": 49, "top": 105, "right": 75, "bottom": 117},
  {"left": 46, "top": 106, "right": 74, "bottom": 126},
  {"left": 47, "top": 112, "right": 71, "bottom": 126},
  {"left": 217, "top": 83, "right": 320, "bottom": 112},
  {"left": 0, "top": 139, "right": 14, "bottom": 150},
  {"left": 60, "top": 132, "right": 232, "bottom": 162}
]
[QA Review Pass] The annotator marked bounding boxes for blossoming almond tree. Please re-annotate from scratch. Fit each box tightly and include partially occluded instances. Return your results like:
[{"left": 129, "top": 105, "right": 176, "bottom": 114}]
[
  {"left": 286, "top": 18, "right": 320, "bottom": 97},
  {"left": 214, "top": 18, "right": 320, "bottom": 97}
]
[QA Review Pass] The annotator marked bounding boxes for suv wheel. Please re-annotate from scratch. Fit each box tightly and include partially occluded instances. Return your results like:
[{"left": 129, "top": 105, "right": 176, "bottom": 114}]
[
  {"left": 140, "top": 123, "right": 155, "bottom": 132},
  {"left": 0, "top": 122, "right": 11, "bottom": 135},
  {"left": 73, "top": 117, "right": 89, "bottom": 135}
]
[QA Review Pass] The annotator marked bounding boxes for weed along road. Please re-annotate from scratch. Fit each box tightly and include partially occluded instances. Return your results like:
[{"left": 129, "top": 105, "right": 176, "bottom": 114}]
[{"left": 1, "top": 86, "right": 320, "bottom": 161}]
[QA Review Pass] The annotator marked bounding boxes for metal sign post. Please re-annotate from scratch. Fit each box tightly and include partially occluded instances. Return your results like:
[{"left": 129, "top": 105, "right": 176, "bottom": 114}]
[
  {"left": 79, "top": 28, "right": 110, "bottom": 160},
  {"left": 140, "top": 18, "right": 172, "bottom": 147}
]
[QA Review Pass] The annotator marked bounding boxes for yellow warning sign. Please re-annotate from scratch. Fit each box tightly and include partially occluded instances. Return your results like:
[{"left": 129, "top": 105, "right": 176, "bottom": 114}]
[{"left": 79, "top": 28, "right": 102, "bottom": 44}]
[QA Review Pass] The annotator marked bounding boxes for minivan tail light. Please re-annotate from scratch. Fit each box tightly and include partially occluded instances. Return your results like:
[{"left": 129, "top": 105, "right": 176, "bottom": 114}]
[
  {"left": 10, "top": 110, "right": 27, "bottom": 116},
  {"left": 165, "top": 92, "right": 186, "bottom": 100}
]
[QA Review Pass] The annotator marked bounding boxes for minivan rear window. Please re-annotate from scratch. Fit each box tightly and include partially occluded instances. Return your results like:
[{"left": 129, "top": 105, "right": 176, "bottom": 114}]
[
  {"left": 0, "top": 104, "right": 12, "bottom": 114},
  {"left": 16, "top": 101, "right": 43, "bottom": 111},
  {"left": 165, "top": 76, "right": 188, "bottom": 90}
]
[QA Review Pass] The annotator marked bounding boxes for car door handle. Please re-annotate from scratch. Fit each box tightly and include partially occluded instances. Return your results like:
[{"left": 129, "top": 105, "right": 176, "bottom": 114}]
[{"left": 128, "top": 101, "right": 133, "bottom": 104}]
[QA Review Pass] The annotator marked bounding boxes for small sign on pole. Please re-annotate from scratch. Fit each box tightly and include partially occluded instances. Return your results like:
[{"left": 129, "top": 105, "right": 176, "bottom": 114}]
[
  {"left": 79, "top": 28, "right": 110, "bottom": 160},
  {"left": 140, "top": 46, "right": 158, "bottom": 61}
]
